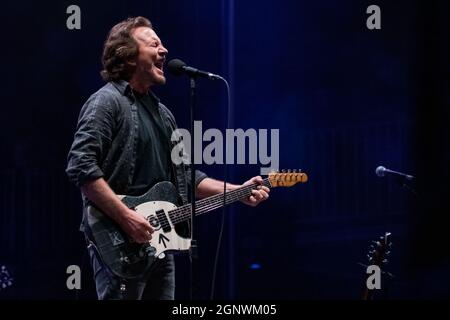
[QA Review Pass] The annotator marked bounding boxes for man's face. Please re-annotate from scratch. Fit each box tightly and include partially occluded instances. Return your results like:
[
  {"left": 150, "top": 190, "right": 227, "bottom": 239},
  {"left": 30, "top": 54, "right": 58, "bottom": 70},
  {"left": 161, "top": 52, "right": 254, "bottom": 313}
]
[{"left": 131, "top": 26, "right": 168, "bottom": 86}]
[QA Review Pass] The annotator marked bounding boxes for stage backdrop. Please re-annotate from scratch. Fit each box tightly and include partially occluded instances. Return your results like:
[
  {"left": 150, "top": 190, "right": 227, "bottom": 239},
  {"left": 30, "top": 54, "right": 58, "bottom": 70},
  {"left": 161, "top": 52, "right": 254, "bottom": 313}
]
[{"left": 0, "top": 0, "right": 449, "bottom": 299}]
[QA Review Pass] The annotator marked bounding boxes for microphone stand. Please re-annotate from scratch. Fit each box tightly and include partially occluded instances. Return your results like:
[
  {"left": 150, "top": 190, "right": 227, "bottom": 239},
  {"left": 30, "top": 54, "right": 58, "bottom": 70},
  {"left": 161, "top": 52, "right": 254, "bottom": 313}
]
[{"left": 189, "top": 76, "right": 198, "bottom": 300}]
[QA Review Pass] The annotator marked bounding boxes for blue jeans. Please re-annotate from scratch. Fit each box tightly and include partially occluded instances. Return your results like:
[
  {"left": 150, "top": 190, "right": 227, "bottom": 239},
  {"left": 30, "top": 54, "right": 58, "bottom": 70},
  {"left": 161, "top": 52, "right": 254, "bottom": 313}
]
[{"left": 87, "top": 242, "right": 175, "bottom": 300}]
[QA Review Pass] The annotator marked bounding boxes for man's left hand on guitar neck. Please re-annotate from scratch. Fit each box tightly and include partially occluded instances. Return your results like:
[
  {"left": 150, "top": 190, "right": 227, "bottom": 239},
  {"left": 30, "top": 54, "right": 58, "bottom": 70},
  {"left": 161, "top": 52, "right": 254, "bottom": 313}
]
[{"left": 196, "top": 176, "right": 270, "bottom": 207}]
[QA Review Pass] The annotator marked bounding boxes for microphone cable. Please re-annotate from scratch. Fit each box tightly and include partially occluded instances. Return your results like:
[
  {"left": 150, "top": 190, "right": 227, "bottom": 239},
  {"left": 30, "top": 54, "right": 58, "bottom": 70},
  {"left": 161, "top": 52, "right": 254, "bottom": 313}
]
[{"left": 209, "top": 75, "right": 231, "bottom": 300}]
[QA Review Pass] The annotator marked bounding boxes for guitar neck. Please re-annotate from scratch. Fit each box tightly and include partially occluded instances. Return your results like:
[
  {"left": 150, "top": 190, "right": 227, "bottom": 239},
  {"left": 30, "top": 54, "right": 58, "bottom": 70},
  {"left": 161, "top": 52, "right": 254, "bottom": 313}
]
[{"left": 168, "top": 178, "right": 272, "bottom": 224}]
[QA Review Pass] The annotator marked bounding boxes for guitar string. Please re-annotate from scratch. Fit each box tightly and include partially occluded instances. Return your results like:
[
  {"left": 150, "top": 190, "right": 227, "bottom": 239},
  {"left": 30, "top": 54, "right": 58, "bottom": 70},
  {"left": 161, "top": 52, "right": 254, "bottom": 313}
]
[
  {"left": 153, "top": 176, "right": 305, "bottom": 229},
  {"left": 154, "top": 179, "right": 271, "bottom": 229},
  {"left": 169, "top": 180, "right": 272, "bottom": 225},
  {"left": 179, "top": 174, "right": 304, "bottom": 214},
  {"left": 149, "top": 175, "right": 305, "bottom": 230},
  {"left": 150, "top": 179, "right": 270, "bottom": 230}
]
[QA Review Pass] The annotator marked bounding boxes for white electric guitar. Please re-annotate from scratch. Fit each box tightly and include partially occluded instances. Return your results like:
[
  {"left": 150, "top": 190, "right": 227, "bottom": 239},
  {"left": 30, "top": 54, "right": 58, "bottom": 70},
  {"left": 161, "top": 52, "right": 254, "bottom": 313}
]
[{"left": 86, "top": 170, "right": 308, "bottom": 279}]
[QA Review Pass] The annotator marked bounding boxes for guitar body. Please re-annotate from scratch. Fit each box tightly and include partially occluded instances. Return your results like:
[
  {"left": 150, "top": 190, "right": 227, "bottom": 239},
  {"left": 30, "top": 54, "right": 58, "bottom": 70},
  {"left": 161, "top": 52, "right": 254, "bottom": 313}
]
[
  {"left": 84, "top": 171, "right": 308, "bottom": 279},
  {"left": 86, "top": 181, "right": 191, "bottom": 279}
]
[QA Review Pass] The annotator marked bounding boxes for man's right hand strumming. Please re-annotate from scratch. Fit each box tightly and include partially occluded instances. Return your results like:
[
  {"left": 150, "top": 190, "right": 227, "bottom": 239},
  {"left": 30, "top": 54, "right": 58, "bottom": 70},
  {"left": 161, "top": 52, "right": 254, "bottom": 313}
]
[
  {"left": 119, "top": 208, "right": 154, "bottom": 243},
  {"left": 81, "top": 178, "right": 154, "bottom": 244}
]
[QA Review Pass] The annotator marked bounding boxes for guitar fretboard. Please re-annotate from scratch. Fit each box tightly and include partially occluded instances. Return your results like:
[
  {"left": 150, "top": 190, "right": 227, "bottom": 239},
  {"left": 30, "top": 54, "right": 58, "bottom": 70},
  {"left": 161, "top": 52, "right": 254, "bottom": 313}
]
[{"left": 167, "top": 178, "right": 272, "bottom": 225}]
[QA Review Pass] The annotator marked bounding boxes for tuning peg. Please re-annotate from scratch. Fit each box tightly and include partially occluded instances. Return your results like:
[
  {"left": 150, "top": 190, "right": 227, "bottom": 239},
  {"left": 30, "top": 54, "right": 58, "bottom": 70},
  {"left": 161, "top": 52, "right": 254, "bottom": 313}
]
[
  {"left": 382, "top": 259, "right": 389, "bottom": 264},
  {"left": 282, "top": 169, "right": 286, "bottom": 173},
  {"left": 287, "top": 169, "right": 291, "bottom": 173},
  {"left": 292, "top": 169, "right": 297, "bottom": 173}
]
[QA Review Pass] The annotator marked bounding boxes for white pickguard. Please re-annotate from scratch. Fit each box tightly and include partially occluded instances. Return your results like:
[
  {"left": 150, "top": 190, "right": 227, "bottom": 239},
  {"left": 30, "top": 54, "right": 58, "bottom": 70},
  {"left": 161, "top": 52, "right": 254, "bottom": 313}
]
[{"left": 134, "top": 201, "right": 191, "bottom": 259}]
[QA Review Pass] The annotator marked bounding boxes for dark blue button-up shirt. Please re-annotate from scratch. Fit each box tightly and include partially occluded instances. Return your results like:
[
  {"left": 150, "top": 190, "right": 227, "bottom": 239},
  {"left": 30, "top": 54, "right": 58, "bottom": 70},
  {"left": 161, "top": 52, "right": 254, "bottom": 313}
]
[{"left": 66, "top": 80, "right": 207, "bottom": 230}]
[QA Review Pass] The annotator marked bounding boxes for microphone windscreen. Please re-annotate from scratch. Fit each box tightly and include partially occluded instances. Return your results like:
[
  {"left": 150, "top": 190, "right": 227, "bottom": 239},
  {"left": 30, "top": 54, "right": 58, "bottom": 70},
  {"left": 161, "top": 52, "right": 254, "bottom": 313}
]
[
  {"left": 375, "top": 166, "right": 386, "bottom": 177},
  {"left": 167, "top": 59, "right": 186, "bottom": 76}
]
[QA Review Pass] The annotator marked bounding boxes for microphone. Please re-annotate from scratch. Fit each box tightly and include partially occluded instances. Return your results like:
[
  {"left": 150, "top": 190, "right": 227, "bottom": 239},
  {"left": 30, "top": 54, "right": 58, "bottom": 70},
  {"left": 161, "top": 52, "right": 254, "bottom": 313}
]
[
  {"left": 375, "top": 166, "right": 415, "bottom": 181},
  {"left": 167, "top": 59, "right": 222, "bottom": 80}
]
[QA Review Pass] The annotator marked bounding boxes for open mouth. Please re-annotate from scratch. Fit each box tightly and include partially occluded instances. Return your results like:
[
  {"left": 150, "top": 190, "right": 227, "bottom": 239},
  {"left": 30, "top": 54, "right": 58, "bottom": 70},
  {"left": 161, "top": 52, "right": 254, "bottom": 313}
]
[{"left": 154, "top": 60, "right": 164, "bottom": 73}]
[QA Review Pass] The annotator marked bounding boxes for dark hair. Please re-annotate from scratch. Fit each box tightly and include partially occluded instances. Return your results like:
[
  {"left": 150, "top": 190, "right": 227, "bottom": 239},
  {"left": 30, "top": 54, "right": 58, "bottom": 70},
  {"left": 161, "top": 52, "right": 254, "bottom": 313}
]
[{"left": 100, "top": 16, "right": 152, "bottom": 82}]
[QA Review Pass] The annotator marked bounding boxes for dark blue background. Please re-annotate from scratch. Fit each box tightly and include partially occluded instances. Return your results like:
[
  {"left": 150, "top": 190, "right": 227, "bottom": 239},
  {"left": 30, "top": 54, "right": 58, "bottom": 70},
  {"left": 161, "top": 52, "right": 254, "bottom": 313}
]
[{"left": 1, "top": 0, "right": 449, "bottom": 299}]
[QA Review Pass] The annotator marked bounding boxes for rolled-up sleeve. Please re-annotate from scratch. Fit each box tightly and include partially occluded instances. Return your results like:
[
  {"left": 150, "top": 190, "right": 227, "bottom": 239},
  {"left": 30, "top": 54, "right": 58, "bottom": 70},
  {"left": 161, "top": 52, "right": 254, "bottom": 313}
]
[
  {"left": 186, "top": 167, "right": 208, "bottom": 189},
  {"left": 179, "top": 133, "right": 208, "bottom": 189},
  {"left": 66, "top": 93, "right": 116, "bottom": 187}
]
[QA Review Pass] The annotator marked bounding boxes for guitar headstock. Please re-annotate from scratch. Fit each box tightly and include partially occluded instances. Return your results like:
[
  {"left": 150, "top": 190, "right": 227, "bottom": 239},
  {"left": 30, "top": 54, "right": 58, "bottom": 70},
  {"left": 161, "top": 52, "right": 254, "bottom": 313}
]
[
  {"left": 268, "top": 169, "right": 308, "bottom": 187},
  {"left": 0, "top": 265, "right": 13, "bottom": 290},
  {"left": 367, "top": 232, "right": 392, "bottom": 268},
  {"left": 361, "top": 232, "right": 393, "bottom": 300}
]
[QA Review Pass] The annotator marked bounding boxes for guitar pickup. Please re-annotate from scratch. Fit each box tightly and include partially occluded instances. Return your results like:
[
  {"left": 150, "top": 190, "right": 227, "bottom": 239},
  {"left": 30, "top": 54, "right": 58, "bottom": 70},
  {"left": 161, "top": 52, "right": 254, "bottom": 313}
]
[{"left": 155, "top": 209, "right": 171, "bottom": 233}]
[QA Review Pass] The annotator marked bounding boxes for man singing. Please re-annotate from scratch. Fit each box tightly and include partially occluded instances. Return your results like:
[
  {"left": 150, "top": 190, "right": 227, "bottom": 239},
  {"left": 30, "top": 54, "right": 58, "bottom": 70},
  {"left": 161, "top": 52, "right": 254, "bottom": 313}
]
[{"left": 66, "top": 16, "right": 269, "bottom": 300}]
